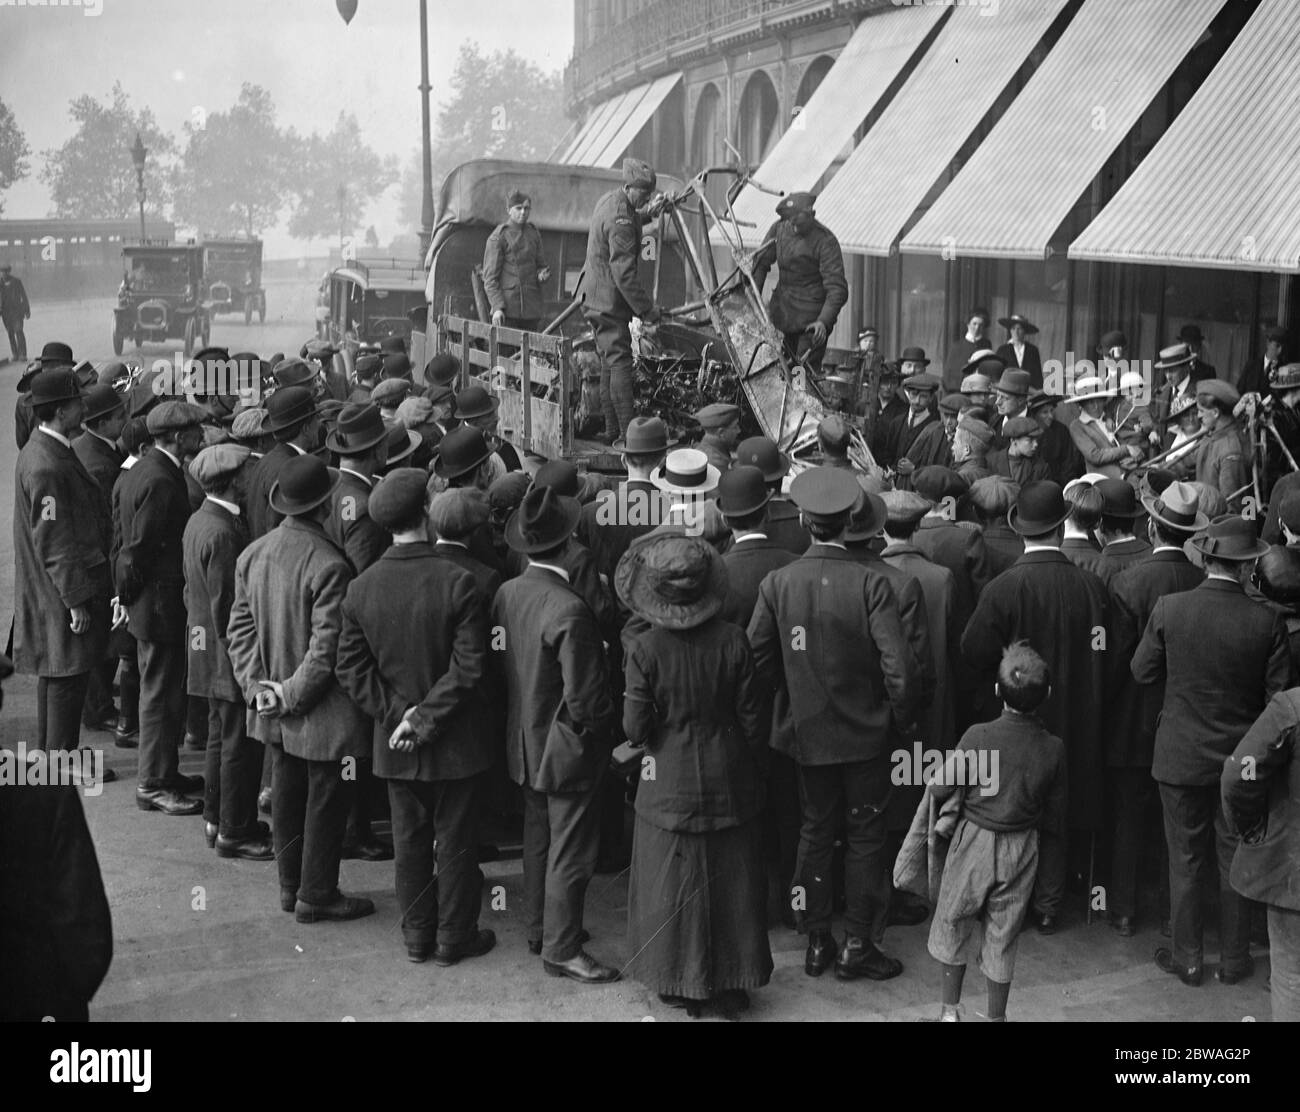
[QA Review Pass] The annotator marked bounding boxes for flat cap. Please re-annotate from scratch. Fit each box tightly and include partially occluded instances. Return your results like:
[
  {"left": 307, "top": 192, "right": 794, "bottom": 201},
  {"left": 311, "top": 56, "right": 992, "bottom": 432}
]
[
  {"left": 695, "top": 402, "right": 741, "bottom": 429},
  {"left": 355, "top": 353, "right": 384, "bottom": 380},
  {"left": 913, "top": 466, "right": 968, "bottom": 504},
  {"left": 369, "top": 468, "right": 429, "bottom": 532},
  {"left": 230, "top": 408, "right": 267, "bottom": 441},
  {"left": 967, "top": 475, "right": 1019, "bottom": 516},
  {"left": 789, "top": 466, "right": 861, "bottom": 521},
  {"left": 1002, "top": 416, "right": 1043, "bottom": 439},
  {"left": 776, "top": 191, "right": 816, "bottom": 216},
  {"left": 1195, "top": 378, "right": 1240, "bottom": 408},
  {"left": 957, "top": 412, "right": 995, "bottom": 447},
  {"left": 623, "top": 157, "right": 657, "bottom": 190},
  {"left": 960, "top": 373, "right": 995, "bottom": 395},
  {"left": 488, "top": 471, "right": 532, "bottom": 515},
  {"left": 189, "top": 443, "right": 250, "bottom": 485},
  {"left": 902, "top": 372, "right": 941, "bottom": 392},
  {"left": 429, "top": 486, "right": 491, "bottom": 539},
  {"left": 882, "top": 490, "right": 932, "bottom": 528},
  {"left": 938, "top": 392, "right": 966, "bottom": 416},
  {"left": 146, "top": 400, "right": 208, "bottom": 434},
  {"left": 371, "top": 378, "right": 413, "bottom": 407},
  {"left": 396, "top": 396, "right": 435, "bottom": 429}
]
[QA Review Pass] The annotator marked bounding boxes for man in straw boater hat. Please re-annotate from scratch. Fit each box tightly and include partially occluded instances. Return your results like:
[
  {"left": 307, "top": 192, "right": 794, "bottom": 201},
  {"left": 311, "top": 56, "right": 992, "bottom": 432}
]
[
  {"left": 748, "top": 467, "right": 921, "bottom": 982},
  {"left": 961, "top": 481, "right": 1110, "bottom": 935},
  {"left": 335, "top": 469, "right": 497, "bottom": 966},
  {"left": 227, "top": 455, "right": 373, "bottom": 923},
  {"left": 994, "top": 313, "right": 1042, "bottom": 389},
  {"left": 616, "top": 529, "right": 773, "bottom": 1016},
  {"left": 1104, "top": 481, "right": 1206, "bottom": 939},
  {"left": 490, "top": 486, "right": 620, "bottom": 983},
  {"left": 649, "top": 446, "right": 725, "bottom": 544},
  {"left": 1132, "top": 514, "right": 1292, "bottom": 987}
]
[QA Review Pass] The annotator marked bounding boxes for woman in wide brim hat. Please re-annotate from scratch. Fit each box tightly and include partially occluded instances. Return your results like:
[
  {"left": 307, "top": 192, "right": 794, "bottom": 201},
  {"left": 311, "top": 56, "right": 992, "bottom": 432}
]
[{"left": 614, "top": 531, "right": 773, "bottom": 1016}]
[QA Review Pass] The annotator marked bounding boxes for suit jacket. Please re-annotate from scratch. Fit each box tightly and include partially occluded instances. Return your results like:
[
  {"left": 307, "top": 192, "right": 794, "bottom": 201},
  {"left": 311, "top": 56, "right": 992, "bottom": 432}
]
[
  {"left": 1094, "top": 536, "right": 1151, "bottom": 586},
  {"left": 867, "top": 394, "right": 909, "bottom": 466},
  {"left": 851, "top": 547, "right": 935, "bottom": 707},
  {"left": 336, "top": 542, "right": 493, "bottom": 782},
  {"left": 720, "top": 534, "right": 796, "bottom": 629},
  {"left": 1069, "top": 416, "right": 1130, "bottom": 479},
  {"left": 578, "top": 479, "right": 667, "bottom": 589},
  {"left": 902, "top": 420, "right": 952, "bottom": 472},
  {"left": 961, "top": 549, "right": 1110, "bottom": 827},
  {"left": 1133, "top": 578, "right": 1292, "bottom": 785},
  {"left": 14, "top": 393, "right": 33, "bottom": 451},
  {"left": 1060, "top": 534, "right": 1105, "bottom": 578},
  {"left": 1106, "top": 549, "right": 1203, "bottom": 768},
  {"left": 226, "top": 516, "right": 368, "bottom": 761},
  {"left": 326, "top": 469, "right": 390, "bottom": 575},
  {"left": 1237, "top": 354, "right": 1279, "bottom": 397},
  {"left": 246, "top": 441, "right": 299, "bottom": 540},
  {"left": 986, "top": 449, "right": 1050, "bottom": 486},
  {"left": 72, "top": 429, "right": 124, "bottom": 522},
  {"left": 979, "top": 521, "right": 1024, "bottom": 579},
  {"left": 764, "top": 497, "right": 812, "bottom": 555},
  {"left": 182, "top": 500, "right": 248, "bottom": 702},
  {"left": 1037, "top": 421, "right": 1084, "bottom": 486},
  {"left": 113, "top": 448, "right": 192, "bottom": 644},
  {"left": 13, "top": 429, "right": 112, "bottom": 677},
  {"left": 995, "top": 341, "right": 1042, "bottom": 389},
  {"left": 432, "top": 541, "right": 502, "bottom": 605},
  {"left": 886, "top": 411, "right": 939, "bottom": 470},
  {"left": 490, "top": 566, "right": 616, "bottom": 793},
  {"left": 747, "top": 545, "right": 917, "bottom": 765},
  {"left": 911, "top": 516, "right": 992, "bottom": 630}
]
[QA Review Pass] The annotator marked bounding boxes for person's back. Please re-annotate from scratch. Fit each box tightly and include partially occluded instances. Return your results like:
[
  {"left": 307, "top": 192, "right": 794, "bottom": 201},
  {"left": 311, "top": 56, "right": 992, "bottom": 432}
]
[{"left": 949, "top": 713, "right": 1066, "bottom": 835}]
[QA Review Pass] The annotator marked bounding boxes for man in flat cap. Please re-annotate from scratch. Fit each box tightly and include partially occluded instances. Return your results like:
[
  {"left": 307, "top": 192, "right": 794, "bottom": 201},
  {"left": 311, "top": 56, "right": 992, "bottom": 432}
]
[
  {"left": 987, "top": 416, "right": 1051, "bottom": 486},
  {"left": 336, "top": 469, "right": 497, "bottom": 964},
  {"left": 582, "top": 157, "right": 662, "bottom": 443},
  {"left": 884, "top": 367, "right": 940, "bottom": 477},
  {"left": 246, "top": 386, "right": 322, "bottom": 539},
  {"left": 1195, "top": 378, "right": 1251, "bottom": 512},
  {"left": 484, "top": 190, "right": 551, "bottom": 333},
  {"left": 748, "top": 467, "right": 919, "bottom": 982},
  {"left": 118, "top": 400, "right": 209, "bottom": 814},
  {"left": 694, "top": 402, "right": 741, "bottom": 475},
  {"left": 0, "top": 262, "right": 30, "bottom": 363},
  {"left": 751, "top": 192, "right": 847, "bottom": 376}
]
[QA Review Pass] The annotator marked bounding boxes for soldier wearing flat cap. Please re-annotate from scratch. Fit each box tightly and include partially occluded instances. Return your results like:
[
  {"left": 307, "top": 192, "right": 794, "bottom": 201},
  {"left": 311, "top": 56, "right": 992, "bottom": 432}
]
[
  {"left": 751, "top": 192, "right": 847, "bottom": 376},
  {"left": 747, "top": 467, "right": 920, "bottom": 982},
  {"left": 246, "top": 386, "right": 322, "bottom": 540},
  {"left": 582, "top": 157, "right": 662, "bottom": 442},
  {"left": 484, "top": 189, "right": 551, "bottom": 333},
  {"left": 693, "top": 402, "right": 741, "bottom": 475},
  {"left": 1194, "top": 378, "right": 1251, "bottom": 513},
  {"left": 116, "top": 400, "right": 210, "bottom": 815}
]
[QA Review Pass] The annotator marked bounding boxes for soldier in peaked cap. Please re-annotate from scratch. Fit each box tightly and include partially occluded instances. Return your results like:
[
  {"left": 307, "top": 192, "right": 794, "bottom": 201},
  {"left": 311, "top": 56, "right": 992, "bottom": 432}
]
[
  {"left": 751, "top": 191, "right": 847, "bottom": 376},
  {"left": 246, "top": 386, "right": 321, "bottom": 540},
  {"left": 1194, "top": 378, "right": 1251, "bottom": 513},
  {"left": 694, "top": 402, "right": 741, "bottom": 475}
]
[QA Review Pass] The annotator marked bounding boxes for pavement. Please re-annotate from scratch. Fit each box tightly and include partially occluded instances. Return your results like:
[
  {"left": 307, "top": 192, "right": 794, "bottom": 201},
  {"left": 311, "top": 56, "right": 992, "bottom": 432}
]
[{"left": 0, "top": 276, "right": 1278, "bottom": 1022}]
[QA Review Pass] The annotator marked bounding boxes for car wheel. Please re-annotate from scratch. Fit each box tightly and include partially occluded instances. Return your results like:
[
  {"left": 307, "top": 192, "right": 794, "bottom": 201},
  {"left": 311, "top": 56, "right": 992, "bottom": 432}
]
[{"left": 112, "top": 330, "right": 123, "bottom": 356}]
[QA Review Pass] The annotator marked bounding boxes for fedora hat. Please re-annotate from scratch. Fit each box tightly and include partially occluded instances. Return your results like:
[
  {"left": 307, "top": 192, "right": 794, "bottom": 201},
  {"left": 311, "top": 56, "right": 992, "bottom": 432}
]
[
  {"left": 1096, "top": 477, "right": 1143, "bottom": 519},
  {"left": 1008, "top": 480, "right": 1070, "bottom": 536},
  {"left": 505, "top": 486, "right": 581, "bottom": 554},
  {"left": 383, "top": 425, "right": 422, "bottom": 468},
  {"left": 652, "top": 448, "right": 720, "bottom": 496},
  {"left": 1191, "top": 514, "right": 1269, "bottom": 562},
  {"left": 454, "top": 384, "right": 499, "bottom": 420},
  {"left": 614, "top": 415, "right": 675, "bottom": 455},
  {"left": 1154, "top": 342, "right": 1195, "bottom": 371},
  {"left": 716, "top": 466, "right": 771, "bottom": 518},
  {"left": 28, "top": 368, "right": 83, "bottom": 407},
  {"left": 325, "top": 402, "right": 388, "bottom": 455},
  {"left": 268, "top": 455, "right": 340, "bottom": 517},
  {"left": 735, "top": 436, "right": 790, "bottom": 482},
  {"left": 1141, "top": 480, "right": 1208, "bottom": 534},
  {"left": 264, "top": 386, "right": 317, "bottom": 433},
  {"left": 82, "top": 383, "right": 125, "bottom": 423},
  {"left": 1025, "top": 390, "right": 1064, "bottom": 414},
  {"left": 615, "top": 531, "right": 728, "bottom": 632},
  {"left": 993, "top": 370, "right": 1032, "bottom": 397},
  {"left": 896, "top": 346, "right": 930, "bottom": 366},
  {"left": 843, "top": 491, "right": 888, "bottom": 543},
  {"left": 432, "top": 425, "right": 492, "bottom": 480},
  {"left": 998, "top": 315, "right": 1037, "bottom": 334}
]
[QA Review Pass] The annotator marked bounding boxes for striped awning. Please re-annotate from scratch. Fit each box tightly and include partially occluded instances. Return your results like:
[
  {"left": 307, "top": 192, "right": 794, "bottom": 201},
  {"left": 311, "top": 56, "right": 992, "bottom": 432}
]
[
  {"left": 818, "top": 0, "right": 1070, "bottom": 256},
  {"left": 1070, "top": 0, "right": 1300, "bottom": 273},
  {"left": 900, "top": 0, "right": 1229, "bottom": 261},
  {"left": 725, "top": 3, "right": 947, "bottom": 247},
  {"left": 557, "top": 73, "right": 681, "bottom": 168}
]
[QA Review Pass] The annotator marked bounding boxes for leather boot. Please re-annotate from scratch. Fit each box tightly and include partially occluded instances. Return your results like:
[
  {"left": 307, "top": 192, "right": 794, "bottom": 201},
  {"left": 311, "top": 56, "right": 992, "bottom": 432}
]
[{"left": 805, "top": 929, "right": 837, "bottom": 977}]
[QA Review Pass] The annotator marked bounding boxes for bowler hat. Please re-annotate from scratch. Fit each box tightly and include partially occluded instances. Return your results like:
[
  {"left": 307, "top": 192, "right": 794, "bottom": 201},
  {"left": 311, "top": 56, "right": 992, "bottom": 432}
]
[
  {"left": 997, "top": 315, "right": 1037, "bottom": 334},
  {"left": 38, "top": 341, "right": 75, "bottom": 368},
  {"left": 913, "top": 466, "right": 967, "bottom": 504},
  {"left": 789, "top": 466, "right": 860, "bottom": 522},
  {"left": 716, "top": 466, "right": 771, "bottom": 518},
  {"left": 896, "top": 347, "right": 930, "bottom": 367},
  {"left": 533, "top": 459, "right": 591, "bottom": 501},
  {"left": 1178, "top": 324, "right": 1205, "bottom": 346},
  {"left": 433, "top": 425, "right": 492, "bottom": 480},
  {"left": 369, "top": 468, "right": 429, "bottom": 532},
  {"left": 623, "top": 158, "right": 657, "bottom": 191},
  {"left": 1097, "top": 478, "right": 1143, "bottom": 519},
  {"left": 383, "top": 424, "right": 422, "bottom": 468},
  {"left": 614, "top": 415, "right": 675, "bottom": 455},
  {"left": 264, "top": 386, "right": 317, "bottom": 433},
  {"left": 382, "top": 353, "right": 413, "bottom": 381},
  {"left": 776, "top": 192, "right": 816, "bottom": 217},
  {"left": 379, "top": 336, "right": 408, "bottom": 356},
  {"left": 505, "top": 486, "right": 581, "bottom": 554},
  {"left": 1154, "top": 342, "right": 1195, "bottom": 371},
  {"left": 454, "top": 384, "right": 500, "bottom": 421},
  {"left": 268, "top": 455, "right": 340, "bottom": 517},
  {"left": 82, "top": 383, "right": 125, "bottom": 422},
  {"left": 325, "top": 402, "right": 388, "bottom": 455},
  {"left": 615, "top": 532, "right": 727, "bottom": 631},
  {"left": 424, "top": 353, "right": 460, "bottom": 388},
  {"left": 1008, "top": 480, "right": 1070, "bottom": 536},
  {"left": 28, "top": 368, "right": 83, "bottom": 407},
  {"left": 652, "top": 448, "right": 720, "bottom": 496},
  {"left": 1141, "top": 480, "right": 1208, "bottom": 534},
  {"left": 844, "top": 491, "right": 888, "bottom": 543},
  {"left": 1190, "top": 514, "right": 1268, "bottom": 562},
  {"left": 993, "top": 370, "right": 1032, "bottom": 397},
  {"left": 189, "top": 444, "right": 250, "bottom": 486},
  {"left": 735, "top": 435, "right": 790, "bottom": 482},
  {"left": 429, "top": 486, "right": 491, "bottom": 539}
]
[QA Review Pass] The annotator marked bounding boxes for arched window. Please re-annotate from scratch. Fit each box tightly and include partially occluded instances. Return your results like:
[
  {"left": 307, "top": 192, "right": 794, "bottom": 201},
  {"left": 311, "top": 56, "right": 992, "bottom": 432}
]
[
  {"left": 691, "top": 82, "right": 723, "bottom": 171},
  {"left": 794, "top": 55, "right": 835, "bottom": 113},
  {"left": 737, "top": 70, "right": 779, "bottom": 165}
]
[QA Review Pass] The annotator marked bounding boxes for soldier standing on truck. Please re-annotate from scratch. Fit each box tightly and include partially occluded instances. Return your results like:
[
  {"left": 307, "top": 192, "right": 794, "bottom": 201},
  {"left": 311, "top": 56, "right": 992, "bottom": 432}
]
[
  {"left": 483, "top": 190, "right": 551, "bottom": 333},
  {"left": 582, "top": 159, "right": 662, "bottom": 444}
]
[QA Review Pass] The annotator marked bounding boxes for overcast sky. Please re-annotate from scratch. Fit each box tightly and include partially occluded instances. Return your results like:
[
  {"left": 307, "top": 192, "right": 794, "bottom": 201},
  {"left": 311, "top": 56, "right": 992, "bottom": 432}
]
[{"left": 0, "top": 0, "right": 574, "bottom": 256}]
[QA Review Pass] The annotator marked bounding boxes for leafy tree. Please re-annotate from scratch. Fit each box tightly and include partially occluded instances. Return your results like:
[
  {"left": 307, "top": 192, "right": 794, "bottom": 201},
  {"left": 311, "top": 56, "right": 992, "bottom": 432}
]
[
  {"left": 172, "top": 84, "right": 290, "bottom": 237},
  {"left": 40, "top": 82, "right": 175, "bottom": 220},
  {"left": 0, "top": 98, "right": 31, "bottom": 217},
  {"left": 285, "top": 112, "right": 397, "bottom": 242},
  {"left": 399, "top": 41, "right": 569, "bottom": 230}
]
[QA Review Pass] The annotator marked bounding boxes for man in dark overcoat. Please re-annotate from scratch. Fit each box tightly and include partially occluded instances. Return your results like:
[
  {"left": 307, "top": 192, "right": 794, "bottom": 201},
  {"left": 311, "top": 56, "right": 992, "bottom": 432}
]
[
  {"left": 1093, "top": 478, "right": 1151, "bottom": 587},
  {"left": 245, "top": 386, "right": 320, "bottom": 539},
  {"left": 336, "top": 469, "right": 497, "bottom": 965},
  {"left": 717, "top": 466, "right": 796, "bottom": 628},
  {"left": 0, "top": 262, "right": 30, "bottom": 363},
  {"left": 733, "top": 435, "right": 810, "bottom": 556}
]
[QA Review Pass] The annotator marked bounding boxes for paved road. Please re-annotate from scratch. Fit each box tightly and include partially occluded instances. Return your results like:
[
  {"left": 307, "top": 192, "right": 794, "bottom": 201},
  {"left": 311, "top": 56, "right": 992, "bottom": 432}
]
[{"left": 0, "top": 279, "right": 1278, "bottom": 1020}]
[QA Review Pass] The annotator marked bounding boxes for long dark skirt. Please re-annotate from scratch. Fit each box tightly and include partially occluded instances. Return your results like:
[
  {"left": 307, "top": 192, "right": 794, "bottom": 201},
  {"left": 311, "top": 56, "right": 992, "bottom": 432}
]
[{"left": 626, "top": 813, "right": 773, "bottom": 1000}]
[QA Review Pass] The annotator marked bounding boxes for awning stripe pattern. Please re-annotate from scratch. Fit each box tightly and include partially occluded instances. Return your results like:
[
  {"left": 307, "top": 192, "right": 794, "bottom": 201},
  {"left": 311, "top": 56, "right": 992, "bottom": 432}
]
[
  {"left": 557, "top": 74, "right": 682, "bottom": 169},
  {"left": 1069, "top": 0, "right": 1300, "bottom": 273},
  {"left": 561, "top": 91, "right": 632, "bottom": 165},
  {"left": 899, "top": 0, "right": 1229, "bottom": 261}
]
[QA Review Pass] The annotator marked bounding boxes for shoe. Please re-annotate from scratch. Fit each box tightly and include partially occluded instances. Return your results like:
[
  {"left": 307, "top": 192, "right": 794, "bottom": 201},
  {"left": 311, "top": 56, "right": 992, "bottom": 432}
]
[
  {"left": 294, "top": 894, "right": 376, "bottom": 923},
  {"left": 658, "top": 993, "right": 702, "bottom": 1017},
  {"left": 1215, "top": 958, "right": 1255, "bottom": 985},
  {"left": 804, "top": 929, "right": 837, "bottom": 977},
  {"left": 528, "top": 929, "right": 589, "bottom": 956},
  {"left": 163, "top": 772, "right": 204, "bottom": 795},
  {"left": 257, "top": 786, "right": 273, "bottom": 814},
  {"left": 340, "top": 839, "right": 394, "bottom": 862},
  {"left": 1034, "top": 912, "right": 1058, "bottom": 935},
  {"left": 1110, "top": 915, "right": 1136, "bottom": 937},
  {"left": 114, "top": 724, "right": 139, "bottom": 749},
  {"left": 887, "top": 899, "right": 930, "bottom": 927},
  {"left": 1154, "top": 947, "right": 1203, "bottom": 986},
  {"left": 280, "top": 887, "right": 298, "bottom": 913},
  {"left": 834, "top": 934, "right": 903, "bottom": 981},
  {"left": 136, "top": 788, "right": 203, "bottom": 816},
  {"left": 83, "top": 711, "right": 119, "bottom": 732},
  {"left": 542, "top": 949, "right": 621, "bottom": 984},
  {"left": 204, "top": 821, "right": 218, "bottom": 848},
  {"left": 432, "top": 928, "right": 497, "bottom": 966},
  {"left": 215, "top": 835, "right": 274, "bottom": 860},
  {"left": 407, "top": 942, "right": 432, "bottom": 963},
  {"left": 69, "top": 758, "right": 116, "bottom": 786}
]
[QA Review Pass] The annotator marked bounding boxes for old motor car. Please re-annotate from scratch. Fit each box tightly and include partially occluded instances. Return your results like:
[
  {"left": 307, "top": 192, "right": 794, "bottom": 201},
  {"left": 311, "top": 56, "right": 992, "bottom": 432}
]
[
  {"left": 113, "top": 242, "right": 211, "bottom": 357},
  {"left": 203, "top": 237, "right": 265, "bottom": 324},
  {"left": 322, "top": 257, "right": 426, "bottom": 357}
]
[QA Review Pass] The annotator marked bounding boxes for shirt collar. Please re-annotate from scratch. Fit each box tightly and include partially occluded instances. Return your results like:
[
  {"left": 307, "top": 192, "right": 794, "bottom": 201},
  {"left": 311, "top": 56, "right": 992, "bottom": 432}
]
[
  {"left": 288, "top": 441, "right": 307, "bottom": 455},
  {"left": 528, "top": 559, "right": 570, "bottom": 582},
  {"left": 733, "top": 532, "right": 768, "bottom": 544},
  {"left": 36, "top": 425, "right": 71, "bottom": 449},
  {"left": 1023, "top": 541, "right": 1061, "bottom": 553},
  {"left": 83, "top": 426, "right": 119, "bottom": 450},
  {"left": 815, "top": 540, "right": 848, "bottom": 552},
  {"left": 1153, "top": 545, "right": 1183, "bottom": 554},
  {"left": 206, "top": 494, "right": 241, "bottom": 516},
  {"left": 435, "top": 538, "right": 468, "bottom": 550},
  {"left": 157, "top": 446, "right": 182, "bottom": 470}
]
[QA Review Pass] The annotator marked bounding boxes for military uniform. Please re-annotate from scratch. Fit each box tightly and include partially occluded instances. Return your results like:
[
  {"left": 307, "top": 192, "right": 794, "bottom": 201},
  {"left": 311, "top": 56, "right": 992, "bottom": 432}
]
[{"left": 483, "top": 220, "right": 547, "bottom": 331}]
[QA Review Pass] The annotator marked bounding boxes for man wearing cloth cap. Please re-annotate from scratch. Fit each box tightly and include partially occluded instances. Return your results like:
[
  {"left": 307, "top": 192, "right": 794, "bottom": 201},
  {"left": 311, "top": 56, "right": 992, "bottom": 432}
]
[
  {"left": 750, "top": 192, "right": 847, "bottom": 376},
  {"left": 336, "top": 470, "right": 497, "bottom": 964},
  {"left": 694, "top": 402, "right": 741, "bottom": 475},
  {"left": 582, "top": 158, "right": 662, "bottom": 442},
  {"left": 961, "top": 481, "right": 1110, "bottom": 934},
  {"left": 483, "top": 190, "right": 551, "bottom": 332},
  {"left": 901, "top": 390, "right": 964, "bottom": 473},
  {"left": 1132, "top": 515, "right": 1292, "bottom": 985},
  {"left": 885, "top": 367, "right": 940, "bottom": 475},
  {"left": 1104, "top": 482, "right": 1206, "bottom": 938},
  {"left": 1194, "top": 378, "right": 1251, "bottom": 513},
  {"left": 0, "top": 262, "right": 30, "bottom": 362},
  {"left": 987, "top": 416, "right": 1051, "bottom": 487},
  {"left": 117, "top": 400, "right": 210, "bottom": 814},
  {"left": 246, "top": 386, "right": 322, "bottom": 539},
  {"left": 13, "top": 368, "right": 114, "bottom": 765},
  {"left": 748, "top": 467, "right": 920, "bottom": 981}
]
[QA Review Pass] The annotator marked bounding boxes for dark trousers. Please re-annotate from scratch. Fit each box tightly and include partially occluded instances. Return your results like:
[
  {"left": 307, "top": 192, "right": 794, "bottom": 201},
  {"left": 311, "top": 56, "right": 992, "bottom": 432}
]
[
  {"left": 202, "top": 697, "right": 264, "bottom": 839},
  {"left": 795, "top": 757, "right": 892, "bottom": 941},
  {"left": 271, "top": 745, "right": 350, "bottom": 907},
  {"left": 522, "top": 769, "right": 604, "bottom": 963},
  {"left": 35, "top": 673, "right": 90, "bottom": 752},
  {"left": 388, "top": 774, "right": 486, "bottom": 947},
  {"left": 1159, "top": 781, "right": 1252, "bottom": 973},
  {"left": 81, "top": 657, "right": 117, "bottom": 726},
  {"left": 3, "top": 317, "right": 26, "bottom": 362},
  {"left": 763, "top": 751, "right": 801, "bottom": 912},
  {"left": 186, "top": 695, "right": 208, "bottom": 744},
  {"left": 782, "top": 329, "right": 827, "bottom": 375},
  {"left": 344, "top": 757, "right": 379, "bottom": 845},
  {"left": 116, "top": 640, "right": 140, "bottom": 731},
  {"left": 1109, "top": 767, "right": 1168, "bottom": 920},
  {"left": 587, "top": 310, "right": 635, "bottom": 439},
  {"left": 136, "top": 637, "right": 185, "bottom": 789}
]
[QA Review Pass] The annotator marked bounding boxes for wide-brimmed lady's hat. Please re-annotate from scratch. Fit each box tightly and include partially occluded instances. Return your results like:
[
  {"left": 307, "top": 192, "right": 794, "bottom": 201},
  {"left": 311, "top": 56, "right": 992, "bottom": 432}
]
[
  {"left": 1008, "top": 480, "right": 1070, "bottom": 536},
  {"left": 1190, "top": 514, "right": 1269, "bottom": 561},
  {"left": 1071, "top": 375, "right": 1116, "bottom": 404},
  {"left": 1141, "top": 480, "right": 1208, "bottom": 534},
  {"left": 998, "top": 315, "right": 1038, "bottom": 334},
  {"left": 269, "top": 455, "right": 340, "bottom": 517},
  {"left": 1164, "top": 396, "right": 1199, "bottom": 425},
  {"left": 505, "top": 486, "right": 581, "bottom": 554},
  {"left": 614, "top": 531, "right": 728, "bottom": 631},
  {"left": 652, "top": 448, "right": 720, "bottom": 496},
  {"left": 325, "top": 402, "right": 388, "bottom": 455}
]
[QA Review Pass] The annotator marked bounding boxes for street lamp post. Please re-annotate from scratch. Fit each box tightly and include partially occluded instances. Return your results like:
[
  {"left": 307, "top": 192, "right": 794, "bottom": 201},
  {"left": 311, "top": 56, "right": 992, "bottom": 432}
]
[
  {"left": 337, "top": 183, "right": 347, "bottom": 254},
  {"left": 131, "top": 131, "right": 148, "bottom": 243}
]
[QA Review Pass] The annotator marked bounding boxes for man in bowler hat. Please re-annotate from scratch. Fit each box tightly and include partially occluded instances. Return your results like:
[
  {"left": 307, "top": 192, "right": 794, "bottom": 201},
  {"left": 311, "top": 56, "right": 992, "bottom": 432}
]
[
  {"left": 0, "top": 262, "right": 30, "bottom": 362},
  {"left": 246, "top": 386, "right": 321, "bottom": 539}
]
